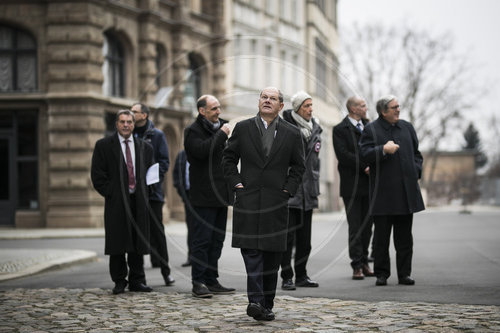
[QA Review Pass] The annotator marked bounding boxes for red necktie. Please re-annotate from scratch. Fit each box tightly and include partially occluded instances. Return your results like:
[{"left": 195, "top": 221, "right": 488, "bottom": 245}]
[{"left": 124, "top": 139, "right": 135, "bottom": 191}]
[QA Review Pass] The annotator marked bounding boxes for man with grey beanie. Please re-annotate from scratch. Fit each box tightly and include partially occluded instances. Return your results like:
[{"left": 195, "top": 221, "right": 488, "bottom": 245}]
[{"left": 280, "top": 90, "right": 322, "bottom": 290}]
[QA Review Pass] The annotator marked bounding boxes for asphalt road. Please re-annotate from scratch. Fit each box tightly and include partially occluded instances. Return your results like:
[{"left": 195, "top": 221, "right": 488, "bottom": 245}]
[{"left": 1, "top": 207, "right": 499, "bottom": 305}]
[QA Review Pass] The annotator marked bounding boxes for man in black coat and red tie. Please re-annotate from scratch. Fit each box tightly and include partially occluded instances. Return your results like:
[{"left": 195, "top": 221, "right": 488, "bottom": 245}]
[
  {"left": 359, "top": 95, "right": 425, "bottom": 286},
  {"left": 333, "top": 96, "right": 375, "bottom": 280},
  {"left": 91, "top": 109, "right": 155, "bottom": 294}
]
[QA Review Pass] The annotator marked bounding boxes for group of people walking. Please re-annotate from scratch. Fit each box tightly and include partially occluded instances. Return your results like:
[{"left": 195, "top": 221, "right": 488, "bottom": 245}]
[{"left": 90, "top": 88, "right": 424, "bottom": 321}]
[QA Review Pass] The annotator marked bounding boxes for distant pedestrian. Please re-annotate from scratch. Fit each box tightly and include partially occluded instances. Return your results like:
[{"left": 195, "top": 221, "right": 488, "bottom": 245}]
[
  {"left": 333, "top": 96, "right": 375, "bottom": 280},
  {"left": 131, "top": 102, "right": 174, "bottom": 287},
  {"left": 223, "top": 87, "right": 305, "bottom": 321},
  {"left": 172, "top": 150, "right": 193, "bottom": 267},
  {"left": 359, "top": 95, "right": 425, "bottom": 286},
  {"left": 184, "top": 94, "right": 235, "bottom": 298},
  {"left": 280, "top": 91, "right": 322, "bottom": 291},
  {"left": 91, "top": 109, "right": 155, "bottom": 294}
]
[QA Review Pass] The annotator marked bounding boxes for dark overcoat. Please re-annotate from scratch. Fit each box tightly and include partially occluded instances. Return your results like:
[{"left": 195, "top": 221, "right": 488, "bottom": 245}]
[
  {"left": 222, "top": 116, "right": 305, "bottom": 252},
  {"left": 332, "top": 116, "right": 370, "bottom": 198},
  {"left": 282, "top": 109, "right": 322, "bottom": 211},
  {"left": 359, "top": 117, "right": 425, "bottom": 215},
  {"left": 91, "top": 133, "right": 154, "bottom": 255},
  {"left": 184, "top": 115, "right": 231, "bottom": 207}
]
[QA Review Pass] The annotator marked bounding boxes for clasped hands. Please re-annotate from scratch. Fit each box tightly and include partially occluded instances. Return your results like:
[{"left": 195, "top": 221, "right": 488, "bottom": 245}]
[{"left": 383, "top": 140, "right": 399, "bottom": 155}]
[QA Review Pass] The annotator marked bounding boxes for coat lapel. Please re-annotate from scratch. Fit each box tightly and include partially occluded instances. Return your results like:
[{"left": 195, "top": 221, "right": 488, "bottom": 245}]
[{"left": 250, "top": 117, "right": 266, "bottom": 163}]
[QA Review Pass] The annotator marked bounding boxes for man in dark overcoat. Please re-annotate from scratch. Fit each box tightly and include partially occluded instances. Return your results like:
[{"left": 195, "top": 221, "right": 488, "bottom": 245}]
[
  {"left": 280, "top": 91, "right": 322, "bottom": 290},
  {"left": 223, "top": 87, "right": 305, "bottom": 321},
  {"left": 91, "top": 109, "right": 155, "bottom": 294},
  {"left": 131, "top": 102, "right": 174, "bottom": 287},
  {"left": 333, "top": 96, "right": 375, "bottom": 280},
  {"left": 184, "top": 94, "right": 235, "bottom": 298},
  {"left": 359, "top": 95, "right": 425, "bottom": 286}
]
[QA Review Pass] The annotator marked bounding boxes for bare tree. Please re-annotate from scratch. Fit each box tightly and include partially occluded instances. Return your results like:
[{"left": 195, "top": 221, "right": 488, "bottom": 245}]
[{"left": 339, "top": 23, "right": 483, "bottom": 187}]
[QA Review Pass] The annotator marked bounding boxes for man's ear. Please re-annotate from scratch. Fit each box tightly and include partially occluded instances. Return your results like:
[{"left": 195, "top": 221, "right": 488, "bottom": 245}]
[{"left": 198, "top": 107, "right": 205, "bottom": 116}]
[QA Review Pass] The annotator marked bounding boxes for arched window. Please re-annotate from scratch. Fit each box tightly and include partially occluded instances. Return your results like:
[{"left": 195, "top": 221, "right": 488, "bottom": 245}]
[
  {"left": 183, "top": 52, "right": 204, "bottom": 108},
  {"left": 188, "top": 53, "right": 202, "bottom": 99},
  {"left": 102, "top": 32, "right": 125, "bottom": 97},
  {"left": 0, "top": 25, "right": 37, "bottom": 92}
]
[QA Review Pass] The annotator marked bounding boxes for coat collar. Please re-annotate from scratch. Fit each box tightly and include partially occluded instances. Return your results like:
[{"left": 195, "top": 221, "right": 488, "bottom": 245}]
[{"left": 378, "top": 116, "right": 400, "bottom": 130}]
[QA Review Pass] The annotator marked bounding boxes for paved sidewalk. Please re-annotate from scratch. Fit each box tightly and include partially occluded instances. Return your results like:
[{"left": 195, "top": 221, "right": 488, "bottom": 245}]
[{"left": 0, "top": 288, "right": 499, "bottom": 332}]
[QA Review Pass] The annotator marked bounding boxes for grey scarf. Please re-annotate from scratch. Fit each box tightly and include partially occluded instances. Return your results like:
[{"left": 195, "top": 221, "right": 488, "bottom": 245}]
[{"left": 291, "top": 111, "right": 312, "bottom": 140}]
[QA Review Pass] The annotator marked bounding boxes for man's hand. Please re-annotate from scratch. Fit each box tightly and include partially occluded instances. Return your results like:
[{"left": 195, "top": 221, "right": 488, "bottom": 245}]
[
  {"left": 364, "top": 166, "right": 370, "bottom": 175},
  {"left": 221, "top": 123, "right": 231, "bottom": 136},
  {"left": 383, "top": 140, "right": 400, "bottom": 155}
]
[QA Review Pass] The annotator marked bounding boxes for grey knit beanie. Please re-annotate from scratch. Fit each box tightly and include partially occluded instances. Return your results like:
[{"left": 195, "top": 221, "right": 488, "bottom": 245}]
[{"left": 291, "top": 91, "right": 312, "bottom": 113}]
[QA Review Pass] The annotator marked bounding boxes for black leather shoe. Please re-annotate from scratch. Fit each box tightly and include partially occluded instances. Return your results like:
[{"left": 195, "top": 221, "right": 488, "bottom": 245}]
[
  {"left": 192, "top": 282, "right": 213, "bottom": 298},
  {"left": 282, "top": 278, "right": 296, "bottom": 290},
  {"left": 206, "top": 282, "right": 235, "bottom": 294},
  {"left": 398, "top": 276, "right": 415, "bottom": 285},
  {"left": 163, "top": 275, "right": 175, "bottom": 286},
  {"left": 263, "top": 308, "right": 275, "bottom": 321},
  {"left": 112, "top": 281, "right": 127, "bottom": 295},
  {"left": 129, "top": 283, "right": 153, "bottom": 292},
  {"left": 375, "top": 276, "right": 387, "bottom": 286},
  {"left": 246, "top": 303, "right": 267, "bottom": 320},
  {"left": 296, "top": 276, "right": 319, "bottom": 287}
]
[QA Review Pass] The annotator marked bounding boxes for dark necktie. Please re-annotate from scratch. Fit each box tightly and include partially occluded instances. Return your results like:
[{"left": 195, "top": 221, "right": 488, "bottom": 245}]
[
  {"left": 124, "top": 139, "right": 135, "bottom": 191},
  {"left": 356, "top": 122, "right": 363, "bottom": 133}
]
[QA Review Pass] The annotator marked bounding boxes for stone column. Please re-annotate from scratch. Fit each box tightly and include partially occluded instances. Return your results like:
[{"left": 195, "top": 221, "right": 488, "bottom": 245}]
[{"left": 45, "top": 1, "right": 107, "bottom": 227}]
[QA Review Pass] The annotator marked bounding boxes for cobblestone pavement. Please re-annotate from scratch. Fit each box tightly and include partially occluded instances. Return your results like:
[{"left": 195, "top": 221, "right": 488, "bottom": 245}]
[{"left": 1, "top": 288, "right": 498, "bottom": 332}]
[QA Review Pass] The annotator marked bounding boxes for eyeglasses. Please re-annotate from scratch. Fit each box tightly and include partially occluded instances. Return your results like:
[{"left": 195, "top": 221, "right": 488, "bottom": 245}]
[
  {"left": 131, "top": 110, "right": 143, "bottom": 114},
  {"left": 260, "top": 95, "right": 280, "bottom": 102},
  {"left": 388, "top": 105, "right": 400, "bottom": 110}
]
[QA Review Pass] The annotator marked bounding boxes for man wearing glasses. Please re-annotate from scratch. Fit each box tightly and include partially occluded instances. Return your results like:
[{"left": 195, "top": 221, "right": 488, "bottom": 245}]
[
  {"left": 359, "top": 95, "right": 425, "bottom": 287},
  {"left": 223, "top": 87, "right": 305, "bottom": 321},
  {"left": 184, "top": 95, "right": 235, "bottom": 298}
]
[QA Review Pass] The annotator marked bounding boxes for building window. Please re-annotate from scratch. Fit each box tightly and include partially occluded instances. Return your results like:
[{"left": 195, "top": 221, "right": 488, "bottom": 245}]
[
  {"left": 0, "top": 25, "right": 37, "bottom": 92},
  {"left": 315, "top": 39, "right": 327, "bottom": 99},
  {"left": 156, "top": 43, "right": 167, "bottom": 88},
  {"left": 0, "top": 110, "right": 38, "bottom": 210},
  {"left": 102, "top": 32, "right": 125, "bottom": 97},
  {"left": 315, "top": 0, "right": 326, "bottom": 12},
  {"left": 183, "top": 52, "right": 205, "bottom": 109}
]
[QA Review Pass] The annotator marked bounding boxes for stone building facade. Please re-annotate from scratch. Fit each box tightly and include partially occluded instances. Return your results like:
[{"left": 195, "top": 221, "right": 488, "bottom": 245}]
[{"left": 0, "top": 0, "right": 226, "bottom": 227}]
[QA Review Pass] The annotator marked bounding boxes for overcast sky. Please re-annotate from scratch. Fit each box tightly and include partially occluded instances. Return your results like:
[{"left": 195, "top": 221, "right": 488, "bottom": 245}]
[{"left": 338, "top": 0, "right": 500, "bottom": 151}]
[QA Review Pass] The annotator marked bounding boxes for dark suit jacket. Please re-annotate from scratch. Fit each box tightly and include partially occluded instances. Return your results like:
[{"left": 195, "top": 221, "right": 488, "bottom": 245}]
[
  {"left": 184, "top": 114, "right": 231, "bottom": 207},
  {"left": 359, "top": 117, "right": 425, "bottom": 215},
  {"left": 222, "top": 116, "right": 305, "bottom": 252},
  {"left": 332, "top": 116, "right": 369, "bottom": 198},
  {"left": 91, "top": 133, "right": 154, "bottom": 255}
]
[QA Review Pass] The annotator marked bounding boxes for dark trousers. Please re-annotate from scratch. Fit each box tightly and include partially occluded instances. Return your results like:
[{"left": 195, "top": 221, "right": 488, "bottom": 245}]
[
  {"left": 343, "top": 195, "right": 372, "bottom": 269},
  {"left": 109, "top": 253, "right": 145, "bottom": 286},
  {"left": 373, "top": 214, "right": 413, "bottom": 279},
  {"left": 241, "top": 248, "right": 282, "bottom": 310},
  {"left": 280, "top": 208, "right": 313, "bottom": 280},
  {"left": 109, "top": 193, "right": 146, "bottom": 286},
  {"left": 183, "top": 190, "right": 194, "bottom": 260},
  {"left": 190, "top": 206, "right": 228, "bottom": 285},
  {"left": 149, "top": 200, "right": 170, "bottom": 277}
]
